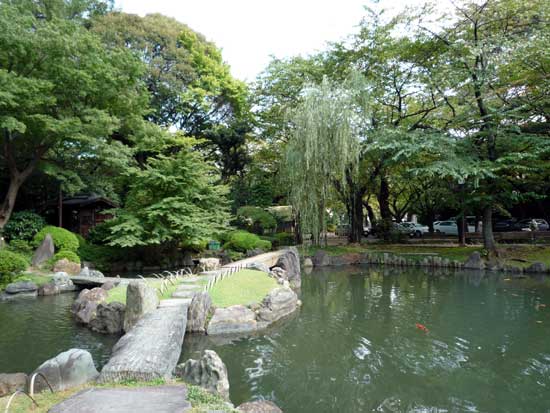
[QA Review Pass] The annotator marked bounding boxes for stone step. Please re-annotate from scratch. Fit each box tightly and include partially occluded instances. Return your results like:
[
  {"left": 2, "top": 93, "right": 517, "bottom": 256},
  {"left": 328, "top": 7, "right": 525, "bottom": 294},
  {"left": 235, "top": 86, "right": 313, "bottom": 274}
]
[
  {"left": 180, "top": 276, "right": 202, "bottom": 283},
  {"left": 159, "top": 299, "right": 192, "bottom": 308},
  {"left": 172, "top": 291, "right": 197, "bottom": 299},
  {"left": 49, "top": 385, "right": 191, "bottom": 413},
  {"left": 176, "top": 284, "right": 201, "bottom": 292}
]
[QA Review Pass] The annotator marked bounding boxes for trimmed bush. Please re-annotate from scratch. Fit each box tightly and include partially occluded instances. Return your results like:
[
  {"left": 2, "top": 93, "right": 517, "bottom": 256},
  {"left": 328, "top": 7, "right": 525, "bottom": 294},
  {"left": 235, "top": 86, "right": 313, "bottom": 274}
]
[
  {"left": 7, "top": 239, "right": 33, "bottom": 257},
  {"left": 33, "top": 226, "right": 79, "bottom": 252},
  {"left": 0, "top": 250, "right": 28, "bottom": 287},
  {"left": 273, "top": 232, "right": 295, "bottom": 247},
  {"left": 78, "top": 243, "right": 125, "bottom": 272},
  {"left": 223, "top": 230, "right": 272, "bottom": 253},
  {"left": 3, "top": 211, "right": 45, "bottom": 241},
  {"left": 49, "top": 249, "right": 81, "bottom": 265},
  {"left": 87, "top": 221, "right": 113, "bottom": 245},
  {"left": 235, "top": 206, "right": 277, "bottom": 235}
]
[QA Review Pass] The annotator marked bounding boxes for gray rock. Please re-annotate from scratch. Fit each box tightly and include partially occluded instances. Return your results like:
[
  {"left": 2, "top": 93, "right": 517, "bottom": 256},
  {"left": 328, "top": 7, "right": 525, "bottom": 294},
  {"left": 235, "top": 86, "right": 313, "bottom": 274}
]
[
  {"left": 79, "top": 266, "right": 90, "bottom": 277},
  {"left": 51, "top": 272, "right": 76, "bottom": 292},
  {"left": 312, "top": 250, "right": 330, "bottom": 267},
  {"left": 526, "top": 262, "right": 547, "bottom": 274},
  {"left": 38, "top": 283, "right": 60, "bottom": 296},
  {"left": 207, "top": 305, "right": 257, "bottom": 335},
  {"left": 257, "top": 287, "right": 298, "bottom": 324},
  {"left": 246, "top": 248, "right": 265, "bottom": 258},
  {"left": 199, "top": 258, "right": 220, "bottom": 272},
  {"left": 124, "top": 281, "right": 159, "bottom": 332},
  {"left": 237, "top": 400, "right": 283, "bottom": 413},
  {"left": 79, "top": 266, "right": 105, "bottom": 278},
  {"left": 89, "top": 269, "right": 105, "bottom": 278},
  {"left": 0, "top": 291, "right": 37, "bottom": 301},
  {"left": 273, "top": 247, "right": 301, "bottom": 288},
  {"left": 303, "top": 258, "right": 313, "bottom": 268},
  {"left": 5, "top": 281, "right": 38, "bottom": 294},
  {"left": 464, "top": 252, "right": 485, "bottom": 270},
  {"left": 175, "top": 350, "right": 229, "bottom": 400},
  {"left": 270, "top": 267, "right": 287, "bottom": 280},
  {"left": 187, "top": 292, "right": 212, "bottom": 333},
  {"left": 31, "top": 234, "right": 54, "bottom": 266},
  {"left": 32, "top": 349, "right": 98, "bottom": 392},
  {"left": 246, "top": 262, "right": 271, "bottom": 274},
  {"left": 100, "top": 280, "right": 117, "bottom": 291},
  {"left": 0, "top": 373, "right": 28, "bottom": 397},
  {"left": 53, "top": 259, "right": 81, "bottom": 275},
  {"left": 71, "top": 288, "right": 108, "bottom": 324},
  {"left": 89, "top": 302, "right": 125, "bottom": 334}
]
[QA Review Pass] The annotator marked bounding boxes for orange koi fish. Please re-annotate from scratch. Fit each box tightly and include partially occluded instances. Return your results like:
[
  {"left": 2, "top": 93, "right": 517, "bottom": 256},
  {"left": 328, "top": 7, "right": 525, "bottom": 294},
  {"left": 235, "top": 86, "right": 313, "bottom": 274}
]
[{"left": 416, "top": 323, "right": 429, "bottom": 333}]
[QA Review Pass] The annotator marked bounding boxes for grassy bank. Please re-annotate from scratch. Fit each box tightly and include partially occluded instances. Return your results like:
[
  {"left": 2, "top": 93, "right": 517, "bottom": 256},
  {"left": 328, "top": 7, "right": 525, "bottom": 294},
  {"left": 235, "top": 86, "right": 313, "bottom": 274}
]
[
  {"left": 0, "top": 379, "right": 233, "bottom": 413},
  {"left": 209, "top": 269, "right": 277, "bottom": 308},
  {"left": 0, "top": 272, "right": 53, "bottom": 292},
  {"left": 302, "top": 244, "right": 550, "bottom": 268},
  {"left": 105, "top": 278, "right": 186, "bottom": 304}
]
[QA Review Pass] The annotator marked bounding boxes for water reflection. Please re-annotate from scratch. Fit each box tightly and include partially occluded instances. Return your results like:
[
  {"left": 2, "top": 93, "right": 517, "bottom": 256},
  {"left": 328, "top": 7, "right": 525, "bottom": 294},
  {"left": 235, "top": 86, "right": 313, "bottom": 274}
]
[{"left": 181, "top": 265, "right": 550, "bottom": 413}]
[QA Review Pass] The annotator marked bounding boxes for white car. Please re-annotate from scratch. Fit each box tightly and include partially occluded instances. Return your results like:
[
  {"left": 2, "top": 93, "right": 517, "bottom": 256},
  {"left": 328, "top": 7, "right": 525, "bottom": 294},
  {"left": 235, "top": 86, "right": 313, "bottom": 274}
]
[
  {"left": 399, "top": 222, "right": 429, "bottom": 237},
  {"left": 433, "top": 221, "right": 458, "bottom": 235}
]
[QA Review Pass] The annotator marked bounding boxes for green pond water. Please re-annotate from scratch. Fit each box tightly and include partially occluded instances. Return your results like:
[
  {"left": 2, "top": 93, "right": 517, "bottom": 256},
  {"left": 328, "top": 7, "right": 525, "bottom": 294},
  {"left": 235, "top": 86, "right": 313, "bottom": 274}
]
[
  {"left": 181, "top": 266, "right": 550, "bottom": 413},
  {"left": 0, "top": 292, "right": 119, "bottom": 374}
]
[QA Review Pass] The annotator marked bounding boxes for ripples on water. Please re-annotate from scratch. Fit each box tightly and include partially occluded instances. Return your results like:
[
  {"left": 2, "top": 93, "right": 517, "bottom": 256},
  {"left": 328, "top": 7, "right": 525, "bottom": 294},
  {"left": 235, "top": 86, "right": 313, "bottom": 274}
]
[
  {"left": 180, "top": 266, "right": 550, "bottom": 413},
  {"left": 0, "top": 293, "right": 118, "bottom": 374}
]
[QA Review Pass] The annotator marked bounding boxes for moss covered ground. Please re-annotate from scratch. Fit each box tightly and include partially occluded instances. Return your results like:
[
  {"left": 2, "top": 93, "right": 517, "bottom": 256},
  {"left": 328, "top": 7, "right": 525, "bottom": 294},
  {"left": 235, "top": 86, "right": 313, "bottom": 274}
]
[{"left": 209, "top": 269, "right": 277, "bottom": 308}]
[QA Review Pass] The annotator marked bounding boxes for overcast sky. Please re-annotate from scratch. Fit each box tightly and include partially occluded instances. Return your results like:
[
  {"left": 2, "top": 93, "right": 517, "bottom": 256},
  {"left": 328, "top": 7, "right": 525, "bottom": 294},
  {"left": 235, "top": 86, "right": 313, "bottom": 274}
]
[{"left": 115, "top": 0, "right": 435, "bottom": 82}]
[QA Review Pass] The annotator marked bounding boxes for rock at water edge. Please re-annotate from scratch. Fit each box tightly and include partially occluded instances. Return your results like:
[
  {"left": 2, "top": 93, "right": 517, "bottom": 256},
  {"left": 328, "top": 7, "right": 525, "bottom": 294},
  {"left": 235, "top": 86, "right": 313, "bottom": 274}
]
[
  {"left": 464, "top": 252, "right": 485, "bottom": 270},
  {"left": 187, "top": 292, "right": 212, "bottom": 333},
  {"left": 31, "top": 234, "right": 54, "bottom": 266},
  {"left": 256, "top": 287, "right": 298, "bottom": 324},
  {"left": 123, "top": 281, "right": 159, "bottom": 332},
  {"left": 207, "top": 305, "right": 257, "bottom": 335},
  {"left": 89, "top": 302, "right": 125, "bottom": 334},
  {"left": 175, "top": 350, "right": 229, "bottom": 400},
  {"left": 237, "top": 400, "right": 284, "bottom": 413}
]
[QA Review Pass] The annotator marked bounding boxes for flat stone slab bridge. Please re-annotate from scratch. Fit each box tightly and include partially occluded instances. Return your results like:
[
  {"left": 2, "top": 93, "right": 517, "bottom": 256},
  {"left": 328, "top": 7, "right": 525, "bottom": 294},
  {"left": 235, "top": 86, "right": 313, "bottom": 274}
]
[{"left": 94, "top": 249, "right": 294, "bottom": 383}]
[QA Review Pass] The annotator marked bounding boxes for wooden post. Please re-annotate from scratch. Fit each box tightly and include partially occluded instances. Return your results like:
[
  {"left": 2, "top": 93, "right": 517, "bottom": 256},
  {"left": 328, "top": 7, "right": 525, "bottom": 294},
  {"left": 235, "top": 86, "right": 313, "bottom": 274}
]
[{"left": 58, "top": 186, "right": 63, "bottom": 228}]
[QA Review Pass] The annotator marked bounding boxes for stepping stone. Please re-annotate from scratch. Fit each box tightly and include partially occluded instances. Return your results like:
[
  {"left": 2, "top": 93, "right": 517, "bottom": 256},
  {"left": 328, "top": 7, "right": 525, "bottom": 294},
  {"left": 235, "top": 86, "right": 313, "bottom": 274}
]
[
  {"left": 159, "top": 299, "right": 192, "bottom": 308},
  {"left": 49, "top": 385, "right": 191, "bottom": 413},
  {"left": 176, "top": 284, "right": 201, "bottom": 292},
  {"left": 180, "top": 277, "right": 201, "bottom": 283},
  {"left": 172, "top": 291, "right": 197, "bottom": 299}
]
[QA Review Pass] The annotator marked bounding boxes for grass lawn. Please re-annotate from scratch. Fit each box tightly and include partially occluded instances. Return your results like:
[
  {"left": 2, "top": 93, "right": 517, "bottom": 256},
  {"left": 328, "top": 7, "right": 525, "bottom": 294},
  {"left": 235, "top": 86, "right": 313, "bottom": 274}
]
[
  {"left": 209, "top": 269, "right": 277, "bottom": 308},
  {"left": 0, "top": 380, "right": 232, "bottom": 413},
  {"left": 105, "top": 278, "right": 185, "bottom": 304},
  {"left": 303, "top": 244, "right": 550, "bottom": 266}
]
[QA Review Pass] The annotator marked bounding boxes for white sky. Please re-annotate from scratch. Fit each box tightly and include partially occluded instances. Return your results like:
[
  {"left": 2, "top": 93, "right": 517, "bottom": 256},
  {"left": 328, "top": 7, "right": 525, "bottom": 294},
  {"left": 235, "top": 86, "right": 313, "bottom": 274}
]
[{"left": 115, "top": 0, "right": 433, "bottom": 82}]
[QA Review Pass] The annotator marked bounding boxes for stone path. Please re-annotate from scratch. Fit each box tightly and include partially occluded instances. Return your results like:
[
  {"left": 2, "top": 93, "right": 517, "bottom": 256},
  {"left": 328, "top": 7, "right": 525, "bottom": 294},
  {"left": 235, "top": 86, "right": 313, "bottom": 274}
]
[{"left": 49, "top": 385, "right": 191, "bottom": 413}]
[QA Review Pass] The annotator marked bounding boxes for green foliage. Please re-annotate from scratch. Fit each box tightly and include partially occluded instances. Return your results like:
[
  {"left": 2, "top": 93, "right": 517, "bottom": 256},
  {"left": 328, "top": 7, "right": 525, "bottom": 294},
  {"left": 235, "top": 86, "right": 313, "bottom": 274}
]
[
  {"left": 186, "top": 385, "right": 234, "bottom": 412},
  {"left": 107, "top": 139, "right": 230, "bottom": 248},
  {"left": 7, "top": 239, "right": 33, "bottom": 257},
  {"left": 209, "top": 269, "right": 278, "bottom": 308},
  {"left": 49, "top": 249, "right": 81, "bottom": 265},
  {"left": 87, "top": 222, "right": 113, "bottom": 245},
  {"left": 2, "top": 211, "right": 45, "bottom": 241},
  {"left": 33, "top": 226, "right": 79, "bottom": 252},
  {"left": 78, "top": 243, "right": 124, "bottom": 272},
  {"left": 0, "top": 250, "right": 28, "bottom": 287},
  {"left": 273, "top": 232, "right": 295, "bottom": 247},
  {"left": 223, "top": 231, "right": 272, "bottom": 253},
  {"left": 235, "top": 206, "right": 277, "bottom": 234}
]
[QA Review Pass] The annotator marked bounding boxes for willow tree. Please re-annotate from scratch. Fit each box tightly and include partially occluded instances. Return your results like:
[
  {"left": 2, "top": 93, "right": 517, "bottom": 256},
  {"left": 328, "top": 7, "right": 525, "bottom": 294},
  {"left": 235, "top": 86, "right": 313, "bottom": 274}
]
[{"left": 284, "top": 78, "right": 362, "bottom": 246}]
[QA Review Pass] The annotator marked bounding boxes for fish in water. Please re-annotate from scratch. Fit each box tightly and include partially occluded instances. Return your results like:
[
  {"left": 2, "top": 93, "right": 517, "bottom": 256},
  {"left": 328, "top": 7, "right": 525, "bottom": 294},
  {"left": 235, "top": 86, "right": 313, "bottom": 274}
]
[{"left": 416, "top": 323, "right": 429, "bottom": 333}]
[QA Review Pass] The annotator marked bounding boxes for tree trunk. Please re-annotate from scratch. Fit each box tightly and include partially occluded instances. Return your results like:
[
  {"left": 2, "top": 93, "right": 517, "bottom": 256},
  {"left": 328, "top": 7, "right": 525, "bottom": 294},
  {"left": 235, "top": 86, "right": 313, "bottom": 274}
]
[
  {"left": 457, "top": 215, "right": 466, "bottom": 246},
  {"left": 377, "top": 176, "right": 392, "bottom": 240},
  {"left": 482, "top": 205, "right": 496, "bottom": 252},
  {"left": 365, "top": 203, "right": 376, "bottom": 230},
  {"left": 349, "top": 189, "right": 364, "bottom": 244},
  {"left": 0, "top": 177, "right": 22, "bottom": 230}
]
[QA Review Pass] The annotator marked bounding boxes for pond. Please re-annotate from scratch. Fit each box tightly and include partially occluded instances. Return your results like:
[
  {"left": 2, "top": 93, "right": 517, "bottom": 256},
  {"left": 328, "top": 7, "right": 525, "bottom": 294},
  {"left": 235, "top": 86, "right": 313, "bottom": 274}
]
[
  {"left": 181, "top": 265, "right": 550, "bottom": 413},
  {"left": 0, "top": 292, "right": 118, "bottom": 374}
]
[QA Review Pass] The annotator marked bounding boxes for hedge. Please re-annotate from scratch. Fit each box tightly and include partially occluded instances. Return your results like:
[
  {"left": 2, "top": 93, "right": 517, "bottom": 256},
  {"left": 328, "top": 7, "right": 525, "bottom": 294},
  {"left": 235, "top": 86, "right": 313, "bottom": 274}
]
[
  {"left": 0, "top": 250, "right": 28, "bottom": 287},
  {"left": 33, "top": 226, "right": 79, "bottom": 252},
  {"left": 49, "top": 249, "right": 81, "bottom": 265},
  {"left": 223, "top": 230, "right": 272, "bottom": 253}
]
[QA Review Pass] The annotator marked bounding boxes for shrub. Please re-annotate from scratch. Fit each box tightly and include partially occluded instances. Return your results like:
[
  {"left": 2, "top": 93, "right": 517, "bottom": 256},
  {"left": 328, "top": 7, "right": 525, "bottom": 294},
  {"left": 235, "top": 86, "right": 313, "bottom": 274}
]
[
  {"left": 33, "top": 226, "right": 79, "bottom": 252},
  {"left": 223, "top": 230, "right": 272, "bottom": 253},
  {"left": 75, "top": 233, "right": 87, "bottom": 248},
  {"left": 78, "top": 243, "right": 125, "bottom": 272},
  {"left": 0, "top": 250, "right": 28, "bottom": 287},
  {"left": 87, "top": 221, "right": 113, "bottom": 245},
  {"left": 273, "top": 232, "right": 295, "bottom": 247},
  {"left": 7, "top": 239, "right": 33, "bottom": 257},
  {"left": 3, "top": 211, "right": 45, "bottom": 241},
  {"left": 49, "top": 249, "right": 81, "bottom": 265},
  {"left": 235, "top": 206, "right": 277, "bottom": 235}
]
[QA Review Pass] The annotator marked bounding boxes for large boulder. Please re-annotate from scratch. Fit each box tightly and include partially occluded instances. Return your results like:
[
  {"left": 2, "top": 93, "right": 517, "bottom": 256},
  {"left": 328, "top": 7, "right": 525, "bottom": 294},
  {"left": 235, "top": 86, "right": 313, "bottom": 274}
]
[
  {"left": 330, "top": 253, "right": 361, "bottom": 266},
  {"left": 51, "top": 272, "right": 76, "bottom": 292},
  {"left": 123, "top": 281, "right": 159, "bottom": 332},
  {"left": 525, "top": 262, "right": 547, "bottom": 274},
  {"left": 464, "top": 252, "right": 485, "bottom": 270},
  {"left": 312, "top": 250, "right": 330, "bottom": 267},
  {"left": 5, "top": 281, "right": 38, "bottom": 295},
  {"left": 71, "top": 288, "right": 108, "bottom": 324},
  {"left": 175, "top": 350, "right": 229, "bottom": 400},
  {"left": 237, "top": 401, "right": 283, "bottom": 413},
  {"left": 247, "top": 262, "right": 271, "bottom": 274},
  {"left": 257, "top": 287, "right": 298, "bottom": 324},
  {"left": 31, "top": 234, "right": 54, "bottom": 266},
  {"left": 207, "top": 305, "right": 257, "bottom": 335},
  {"left": 0, "top": 373, "right": 27, "bottom": 397},
  {"left": 198, "top": 258, "right": 220, "bottom": 272},
  {"left": 273, "top": 248, "right": 301, "bottom": 288},
  {"left": 32, "top": 349, "right": 98, "bottom": 392},
  {"left": 79, "top": 266, "right": 105, "bottom": 278},
  {"left": 187, "top": 292, "right": 212, "bottom": 333},
  {"left": 89, "top": 302, "right": 126, "bottom": 334},
  {"left": 53, "top": 259, "right": 81, "bottom": 275},
  {"left": 38, "top": 283, "right": 60, "bottom": 296},
  {"left": 100, "top": 280, "right": 117, "bottom": 291},
  {"left": 303, "top": 258, "right": 313, "bottom": 268}
]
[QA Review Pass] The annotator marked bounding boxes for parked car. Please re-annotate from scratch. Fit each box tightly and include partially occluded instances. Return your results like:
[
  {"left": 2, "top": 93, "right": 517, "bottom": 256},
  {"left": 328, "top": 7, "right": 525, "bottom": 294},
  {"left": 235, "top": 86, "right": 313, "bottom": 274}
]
[
  {"left": 433, "top": 221, "right": 458, "bottom": 235},
  {"left": 516, "top": 219, "right": 549, "bottom": 231},
  {"left": 493, "top": 219, "right": 517, "bottom": 232},
  {"left": 449, "top": 216, "right": 476, "bottom": 232},
  {"left": 399, "top": 222, "right": 430, "bottom": 237}
]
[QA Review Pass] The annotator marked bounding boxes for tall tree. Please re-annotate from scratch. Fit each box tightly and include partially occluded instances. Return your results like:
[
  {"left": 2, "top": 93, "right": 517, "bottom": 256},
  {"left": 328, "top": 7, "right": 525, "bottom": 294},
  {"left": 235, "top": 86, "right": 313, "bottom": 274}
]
[{"left": 0, "top": 1, "right": 148, "bottom": 229}]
